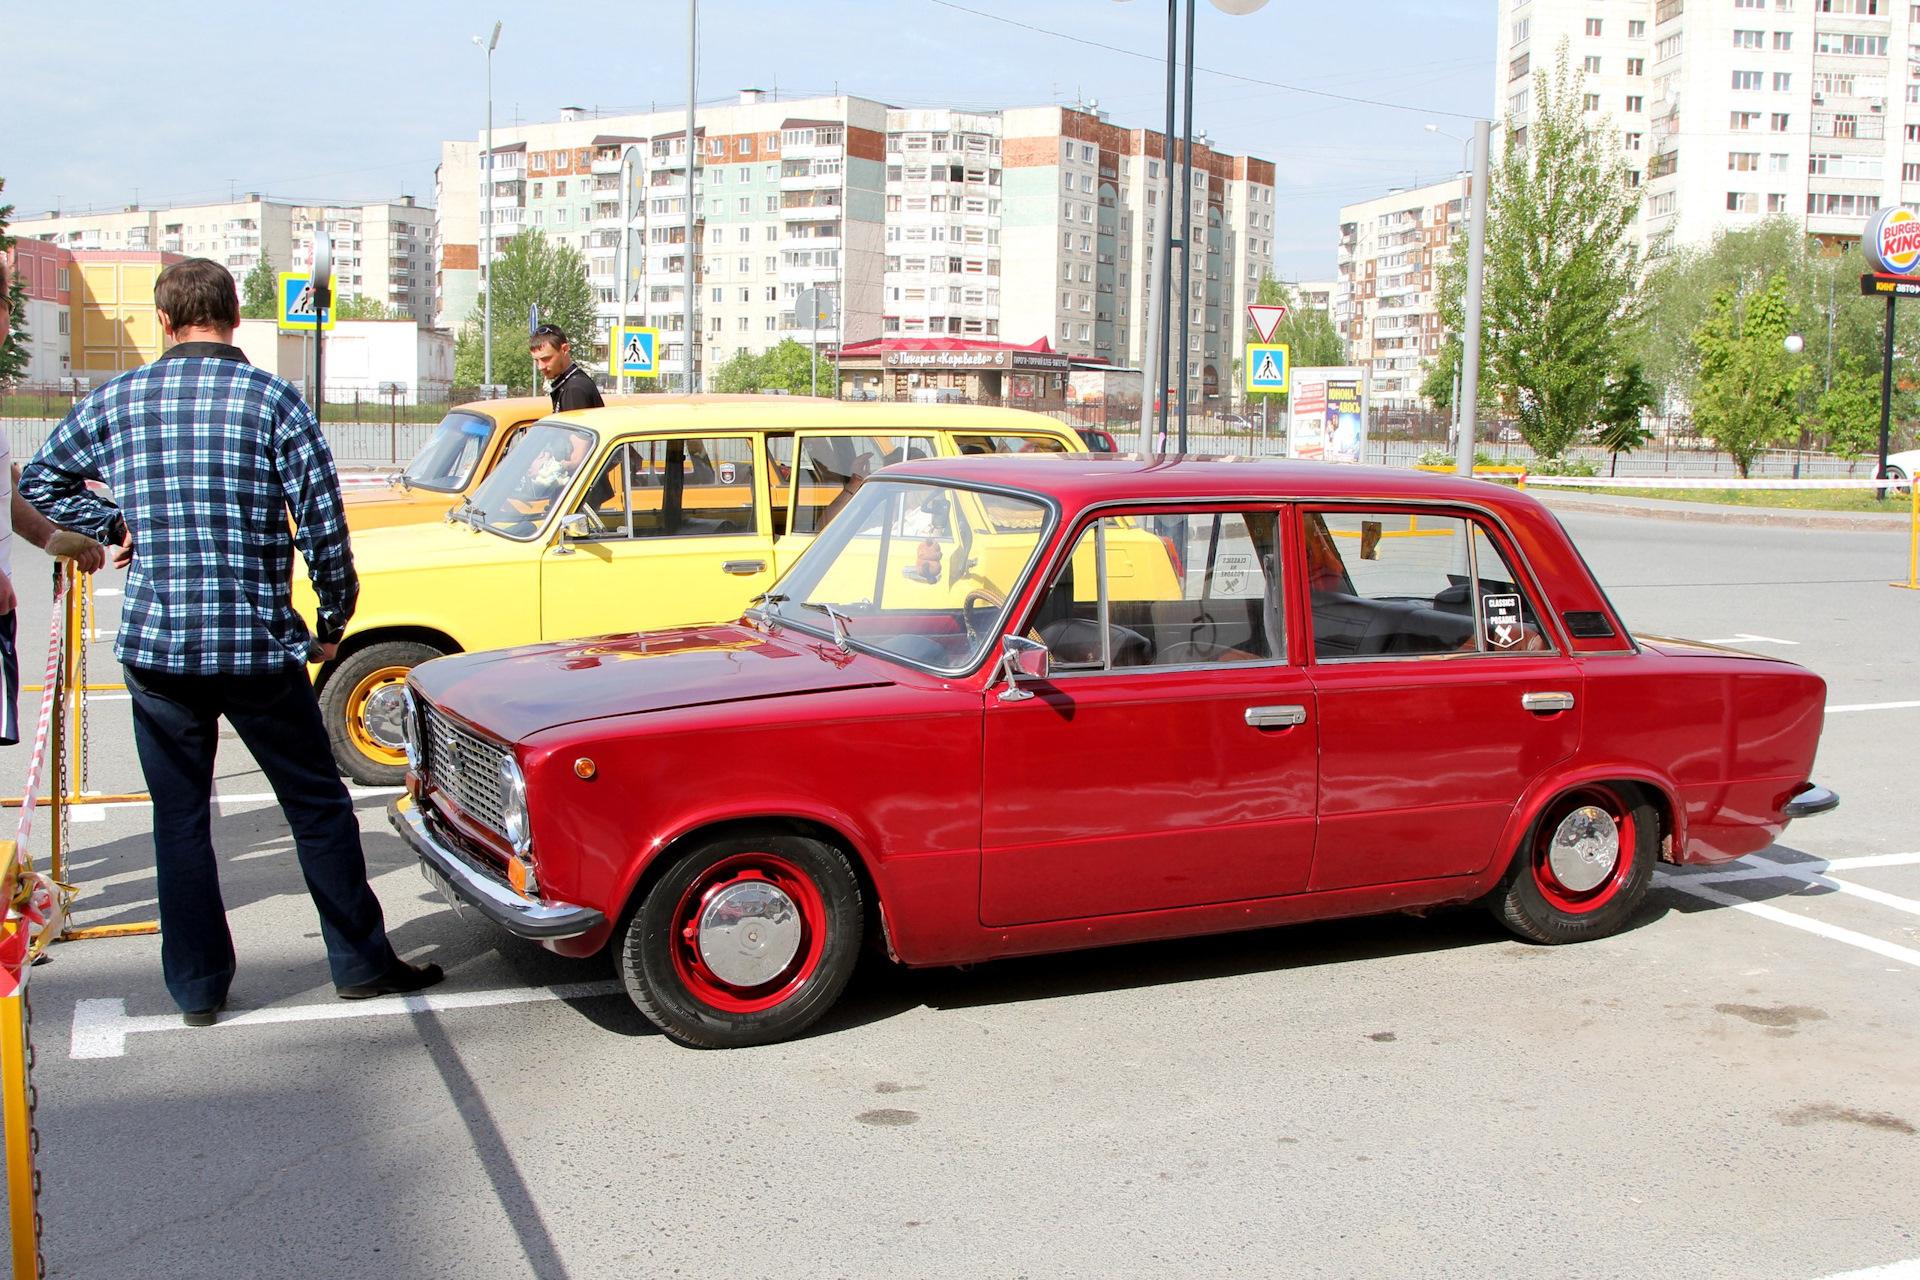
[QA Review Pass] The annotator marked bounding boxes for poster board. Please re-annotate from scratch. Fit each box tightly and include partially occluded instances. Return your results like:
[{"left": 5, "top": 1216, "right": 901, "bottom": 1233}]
[{"left": 1286, "top": 366, "right": 1369, "bottom": 464}]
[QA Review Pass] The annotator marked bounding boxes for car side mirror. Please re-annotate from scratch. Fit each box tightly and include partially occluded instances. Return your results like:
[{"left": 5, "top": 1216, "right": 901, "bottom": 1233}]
[
  {"left": 997, "top": 635, "right": 1049, "bottom": 701},
  {"left": 558, "top": 512, "right": 593, "bottom": 539}
]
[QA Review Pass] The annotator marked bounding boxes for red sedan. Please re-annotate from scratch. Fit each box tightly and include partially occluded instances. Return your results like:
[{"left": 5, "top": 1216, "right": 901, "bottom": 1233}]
[{"left": 391, "top": 456, "right": 1837, "bottom": 1047}]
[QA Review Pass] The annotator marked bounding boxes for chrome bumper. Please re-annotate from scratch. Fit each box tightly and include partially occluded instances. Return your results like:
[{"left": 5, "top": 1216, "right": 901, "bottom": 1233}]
[
  {"left": 1782, "top": 784, "right": 1840, "bottom": 820},
  {"left": 389, "top": 795, "right": 606, "bottom": 941}
]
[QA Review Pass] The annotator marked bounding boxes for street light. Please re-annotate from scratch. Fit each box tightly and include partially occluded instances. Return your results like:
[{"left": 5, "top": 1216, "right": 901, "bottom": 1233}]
[
  {"left": 1784, "top": 332, "right": 1805, "bottom": 354},
  {"left": 473, "top": 20, "right": 502, "bottom": 391},
  {"left": 1425, "top": 123, "right": 1472, "bottom": 177},
  {"left": 1113, "top": 0, "right": 1270, "bottom": 452}
]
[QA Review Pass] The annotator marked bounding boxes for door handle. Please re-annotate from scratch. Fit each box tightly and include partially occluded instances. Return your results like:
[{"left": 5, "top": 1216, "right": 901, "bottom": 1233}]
[
  {"left": 1522, "top": 691, "right": 1576, "bottom": 713},
  {"left": 1245, "top": 704, "right": 1307, "bottom": 729},
  {"left": 722, "top": 560, "right": 767, "bottom": 575}
]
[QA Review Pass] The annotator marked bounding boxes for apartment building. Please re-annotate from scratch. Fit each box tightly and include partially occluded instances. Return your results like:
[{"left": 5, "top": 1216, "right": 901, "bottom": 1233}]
[
  {"left": 16, "top": 196, "right": 437, "bottom": 322},
  {"left": 6, "top": 238, "right": 74, "bottom": 381},
  {"left": 1333, "top": 178, "right": 1467, "bottom": 409},
  {"left": 1495, "top": 0, "right": 1920, "bottom": 255},
  {"left": 436, "top": 93, "right": 1275, "bottom": 401}
]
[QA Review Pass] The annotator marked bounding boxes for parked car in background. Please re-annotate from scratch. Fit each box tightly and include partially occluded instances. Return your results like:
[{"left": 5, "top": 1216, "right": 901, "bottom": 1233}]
[
  {"left": 302, "top": 398, "right": 1081, "bottom": 783},
  {"left": 1076, "top": 428, "right": 1119, "bottom": 453},
  {"left": 393, "top": 454, "right": 1837, "bottom": 1048},
  {"left": 1883, "top": 447, "right": 1920, "bottom": 483},
  {"left": 343, "top": 397, "right": 554, "bottom": 532}
]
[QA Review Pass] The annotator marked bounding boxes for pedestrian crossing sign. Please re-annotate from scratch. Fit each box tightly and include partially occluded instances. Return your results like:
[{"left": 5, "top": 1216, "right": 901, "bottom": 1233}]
[
  {"left": 277, "top": 272, "right": 337, "bottom": 331},
  {"left": 1246, "top": 342, "right": 1291, "bottom": 393},
  {"left": 613, "top": 326, "right": 659, "bottom": 379}
]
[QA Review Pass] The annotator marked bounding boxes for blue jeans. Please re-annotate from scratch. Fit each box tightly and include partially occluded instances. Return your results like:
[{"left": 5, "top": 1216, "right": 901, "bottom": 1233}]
[{"left": 124, "top": 663, "right": 398, "bottom": 1012}]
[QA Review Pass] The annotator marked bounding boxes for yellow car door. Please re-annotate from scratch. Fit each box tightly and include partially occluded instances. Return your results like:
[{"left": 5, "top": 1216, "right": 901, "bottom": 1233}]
[
  {"left": 771, "top": 432, "right": 939, "bottom": 577},
  {"left": 540, "top": 433, "right": 776, "bottom": 640}
]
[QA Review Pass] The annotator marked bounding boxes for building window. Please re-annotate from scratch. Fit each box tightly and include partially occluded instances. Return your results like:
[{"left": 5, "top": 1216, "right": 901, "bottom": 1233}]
[
  {"left": 1625, "top": 131, "right": 1644, "bottom": 151},
  {"left": 1820, "top": 0, "right": 1881, "bottom": 13},
  {"left": 1768, "top": 194, "right": 1788, "bottom": 213},
  {"left": 1583, "top": 93, "right": 1601, "bottom": 112},
  {"left": 1511, "top": 16, "right": 1530, "bottom": 42},
  {"left": 1583, "top": 56, "right": 1602, "bottom": 73},
  {"left": 1905, "top": 163, "right": 1920, "bottom": 182},
  {"left": 1729, "top": 152, "right": 1760, "bottom": 171},
  {"left": 1732, "top": 71, "right": 1764, "bottom": 91},
  {"left": 1626, "top": 96, "right": 1645, "bottom": 113},
  {"left": 1808, "top": 192, "right": 1880, "bottom": 216},
  {"left": 1732, "top": 111, "right": 1761, "bottom": 130},
  {"left": 1768, "top": 153, "right": 1790, "bottom": 172},
  {"left": 1773, "top": 31, "right": 1792, "bottom": 50},
  {"left": 1814, "top": 33, "right": 1886, "bottom": 56},
  {"left": 1585, "top": 18, "right": 1602, "bottom": 36},
  {"left": 1656, "top": 33, "right": 1683, "bottom": 61},
  {"left": 1773, "top": 72, "right": 1792, "bottom": 91},
  {"left": 1733, "top": 29, "right": 1763, "bottom": 48},
  {"left": 1629, "top": 19, "right": 1646, "bottom": 36},
  {"left": 1627, "top": 58, "right": 1645, "bottom": 76},
  {"left": 1772, "top": 113, "right": 1791, "bottom": 131},
  {"left": 1727, "top": 192, "right": 1757, "bottom": 213}
]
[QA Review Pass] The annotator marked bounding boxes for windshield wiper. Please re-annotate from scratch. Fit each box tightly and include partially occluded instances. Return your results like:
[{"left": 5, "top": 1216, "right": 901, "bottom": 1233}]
[
  {"left": 800, "top": 601, "right": 853, "bottom": 653},
  {"left": 745, "top": 591, "right": 788, "bottom": 628},
  {"left": 447, "top": 497, "right": 485, "bottom": 531}
]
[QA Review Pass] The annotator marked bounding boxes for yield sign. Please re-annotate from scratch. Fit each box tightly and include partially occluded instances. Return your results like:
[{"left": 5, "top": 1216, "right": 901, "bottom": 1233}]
[{"left": 1246, "top": 303, "right": 1288, "bottom": 343}]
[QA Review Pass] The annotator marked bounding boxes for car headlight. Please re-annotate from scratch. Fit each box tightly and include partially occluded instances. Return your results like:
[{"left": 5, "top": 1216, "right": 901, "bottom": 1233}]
[
  {"left": 498, "top": 753, "right": 532, "bottom": 858},
  {"left": 401, "top": 688, "right": 423, "bottom": 771}
]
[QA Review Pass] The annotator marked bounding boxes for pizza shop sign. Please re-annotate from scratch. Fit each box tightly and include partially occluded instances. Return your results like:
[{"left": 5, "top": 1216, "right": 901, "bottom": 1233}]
[{"left": 1864, "top": 207, "right": 1920, "bottom": 276}]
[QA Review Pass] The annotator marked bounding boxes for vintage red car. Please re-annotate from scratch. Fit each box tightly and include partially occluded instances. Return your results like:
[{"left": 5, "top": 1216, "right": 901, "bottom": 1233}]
[{"left": 390, "top": 455, "right": 1838, "bottom": 1048}]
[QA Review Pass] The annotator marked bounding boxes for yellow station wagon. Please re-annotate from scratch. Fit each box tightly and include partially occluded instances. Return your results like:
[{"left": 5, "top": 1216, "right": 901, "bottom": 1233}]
[{"left": 304, "top": 397, "right": 1084, "bottom": 781}]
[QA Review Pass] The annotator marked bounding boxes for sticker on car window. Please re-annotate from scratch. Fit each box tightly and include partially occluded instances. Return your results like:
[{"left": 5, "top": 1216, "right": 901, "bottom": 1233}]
[
  {"left": 1216, "top": 551, "right": 1254, "bottom": 596},
  {"left": 1484, "top": 594, "right": 1523, "bottom": 649}
]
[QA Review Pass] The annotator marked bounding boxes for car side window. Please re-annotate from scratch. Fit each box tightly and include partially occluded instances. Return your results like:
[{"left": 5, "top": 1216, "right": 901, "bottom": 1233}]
[
  {"left": 1028, "top": 510, "right": 1282, "bottom": 671},
  {"left": 789, "top": 434, "right": 935, "bottom": 535},
  {"left": 953, "top": 433, "right": 1070, "bottom": 456},
  {"left": 571, "top": 436, "right": 758, "bottom": 540},
  {"left": 1305, "top": 511, "right": 1551, "bottom": 659}
]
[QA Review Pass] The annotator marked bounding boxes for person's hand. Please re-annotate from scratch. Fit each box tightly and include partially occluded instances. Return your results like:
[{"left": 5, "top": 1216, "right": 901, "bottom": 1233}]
[
  {"left": 110, "top": 531, "right": 134, "bottom": 570},
  {"left": 43, "top": 529, "right": 107, "bottom": 574},
  {"left": 0, "top": 572, "right": 14, "bottom": 617},
  {"left": 316, "top": 642, "right": 339, "bottom": 663}
]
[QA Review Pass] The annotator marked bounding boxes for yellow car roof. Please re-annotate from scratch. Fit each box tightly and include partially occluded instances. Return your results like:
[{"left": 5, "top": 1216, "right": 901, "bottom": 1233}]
[{"left": 537, "top": 395, "right": 1082, "bottom": 441}]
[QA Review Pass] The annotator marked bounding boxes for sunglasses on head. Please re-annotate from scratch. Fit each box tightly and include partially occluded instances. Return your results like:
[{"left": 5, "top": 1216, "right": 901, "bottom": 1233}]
[{"left": 531, "top": 324, "right": 566, "bottom": 341}]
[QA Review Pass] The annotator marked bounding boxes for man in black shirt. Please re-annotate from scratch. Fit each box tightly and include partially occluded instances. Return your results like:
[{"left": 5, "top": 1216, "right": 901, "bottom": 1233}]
[{"left": 530, "top": 324, "right": 605, "bottom": 412}]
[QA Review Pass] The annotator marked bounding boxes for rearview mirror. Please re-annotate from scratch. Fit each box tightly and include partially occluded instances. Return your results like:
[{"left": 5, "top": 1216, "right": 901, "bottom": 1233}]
[
  {"left": 558, "top": 513, "right": 593, "bottom": 539},
  {"left": 997, "top": 635, "right": 1050, "bottom": 701}
]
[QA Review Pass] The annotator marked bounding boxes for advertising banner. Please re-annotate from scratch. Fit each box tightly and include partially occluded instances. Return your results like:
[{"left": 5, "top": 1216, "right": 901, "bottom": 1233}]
[{"left": 1286, "top": 366, "right": 1368, "bottom": 463}]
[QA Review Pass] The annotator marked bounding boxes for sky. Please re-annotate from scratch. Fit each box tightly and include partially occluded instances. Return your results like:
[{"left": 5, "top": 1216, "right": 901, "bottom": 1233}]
[{"left": 5, "top": 0, "right": 1492, "bottom": 282}]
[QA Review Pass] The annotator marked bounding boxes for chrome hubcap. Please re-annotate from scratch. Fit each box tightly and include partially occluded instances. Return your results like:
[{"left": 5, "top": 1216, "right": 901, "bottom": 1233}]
[
  {"left": 361, "top": 684, "right": 410, "bottom": 750},
  {"left": 1548, "top": 805, "right": 1620, "bottom": 892},
  {"left": 697, "top": 880, "right": 802, "bottom": 987}
]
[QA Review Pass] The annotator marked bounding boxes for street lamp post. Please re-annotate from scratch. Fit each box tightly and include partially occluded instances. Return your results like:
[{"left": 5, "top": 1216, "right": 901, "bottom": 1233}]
[
  {"left": 682, "top": 0, "right": 698, "bottom": 394},
  {"left": 473, "top": 21, "right": 501, "bottom": 392},
  {"left": 615, "top": 145, "right": 639, "bottom": 394}
]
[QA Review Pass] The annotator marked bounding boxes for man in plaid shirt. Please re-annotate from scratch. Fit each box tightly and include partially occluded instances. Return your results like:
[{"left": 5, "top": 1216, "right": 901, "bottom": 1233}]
[{"left": 20, "top": 259, "right": 442, "bottom": 1025}]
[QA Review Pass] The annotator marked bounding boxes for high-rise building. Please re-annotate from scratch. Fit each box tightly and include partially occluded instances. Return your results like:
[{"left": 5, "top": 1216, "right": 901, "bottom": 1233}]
[
  {"left": 1494, "top": 0, "right": 1912, "bottom": 256},
  {"left": 435, "top": 93, "right": 1275, "bottom": 400},
  {"left": 1334, "top": 178, "right": 1468, "bottom": 409},
  {"left": 15, "top": 196, "right": 437, "bottom": 322}
]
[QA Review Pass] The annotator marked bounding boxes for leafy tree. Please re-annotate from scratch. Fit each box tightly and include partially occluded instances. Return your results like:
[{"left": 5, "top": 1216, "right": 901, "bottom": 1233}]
[
  {"left": 453, "top": 231, "right": 598, "bottom": 391},
  {"left": 1436, "top": 44, "right": 1643, "bottom": 457},
  {"left": 710, "top": 339, "right": 825, "bottom": 395},
  {"left": 334, "top": 293, "right": 402, "bottom": 321},
  {"left": 0, "top": 178, "right": 29, "bottom": 382},
  {"left": 1689, "top": 273, "right": 1810, "bottom": 477},
  {"left": 241, "top": 252, "right": 278, "bottom": 320},
  {"left": 1814, "top": 353, "right": 1882, "bottom": 469},
  {"left": 1596, "top": 361, "right": 1656, "bottom": 475}
]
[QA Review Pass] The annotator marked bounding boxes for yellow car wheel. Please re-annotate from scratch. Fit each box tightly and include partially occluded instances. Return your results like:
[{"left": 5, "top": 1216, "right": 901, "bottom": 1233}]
[{"left": 320, "top": 640, "right": 445, "bottom": 785}]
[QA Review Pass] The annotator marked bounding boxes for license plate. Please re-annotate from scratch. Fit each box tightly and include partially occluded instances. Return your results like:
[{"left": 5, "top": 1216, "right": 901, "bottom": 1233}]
[{"left": 418, "top": 859, "right": 468, "bottom": 918}]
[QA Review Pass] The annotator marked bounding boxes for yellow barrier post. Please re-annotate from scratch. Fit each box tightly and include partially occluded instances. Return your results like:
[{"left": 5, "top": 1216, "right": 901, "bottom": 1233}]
[
  {"left": 1896, "top": 479, "right": 1919, "bottom": 591},
  {"left": 0, "top": 840, "right": 41, "bottom": 1280}
]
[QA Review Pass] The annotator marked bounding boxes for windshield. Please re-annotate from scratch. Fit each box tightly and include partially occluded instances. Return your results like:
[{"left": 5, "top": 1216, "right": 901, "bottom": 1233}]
[
  {"left": 402, "top": 411, "right": 496, "bottom": 492},
  {"left": 764, "top": 479, "right": 1052, "bottom": 673},
  {"left": 460, "top": 421, "right": 596, "bottom": 537}
]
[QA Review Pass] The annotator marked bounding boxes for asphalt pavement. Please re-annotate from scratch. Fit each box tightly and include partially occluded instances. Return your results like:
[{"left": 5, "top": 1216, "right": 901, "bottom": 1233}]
[{"left": 2, "top": 507, "right": 1916, "bottom": 1280}]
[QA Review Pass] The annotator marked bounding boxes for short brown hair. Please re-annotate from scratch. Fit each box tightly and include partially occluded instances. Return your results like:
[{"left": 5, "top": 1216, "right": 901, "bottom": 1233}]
[
  {"left": 155, "top": 258, "right": 240, "bottom": 333},
  {"left": 529, "top": 323, "right": 569, "bottom": 352}
]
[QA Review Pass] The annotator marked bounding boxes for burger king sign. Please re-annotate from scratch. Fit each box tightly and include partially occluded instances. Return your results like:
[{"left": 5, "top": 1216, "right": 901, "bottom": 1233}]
[{"left": 1865, "top": 207, "right": 1920, "bottom": 276}]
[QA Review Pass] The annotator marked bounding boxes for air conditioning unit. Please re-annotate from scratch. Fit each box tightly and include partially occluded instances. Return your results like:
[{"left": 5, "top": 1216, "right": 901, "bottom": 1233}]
[{"left": 1813, "top": 94, "right": 1826, "bottom": 104}]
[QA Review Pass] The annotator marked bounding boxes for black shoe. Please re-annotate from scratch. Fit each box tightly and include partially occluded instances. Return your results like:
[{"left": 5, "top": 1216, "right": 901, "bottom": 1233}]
[
  {"left": 182, "top": 1001, "right": 225, "bottom": 1027},
  {"left": 337, "top": 960, "right": 445, "bottom": 1001}
]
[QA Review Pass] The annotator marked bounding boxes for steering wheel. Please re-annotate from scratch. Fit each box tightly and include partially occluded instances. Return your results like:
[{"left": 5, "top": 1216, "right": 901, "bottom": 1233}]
[{"left": 961, "top": 589, "right": 1002, "bottom": 646}]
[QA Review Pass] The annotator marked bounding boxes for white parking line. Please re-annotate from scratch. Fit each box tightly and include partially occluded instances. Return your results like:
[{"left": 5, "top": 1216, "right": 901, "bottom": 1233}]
[
  {"left": 69, "top": 979, "right": 626, "bottom": 1059},
  {"left": 1657, "top": 854, "right": 1920, "bottom": 969},
  {"left": 1815, "top": 1260, "right": 1920, "bottom": 1279},
  {"left": 1826, "top": 700, "right": 1920, "bottom": 713}
]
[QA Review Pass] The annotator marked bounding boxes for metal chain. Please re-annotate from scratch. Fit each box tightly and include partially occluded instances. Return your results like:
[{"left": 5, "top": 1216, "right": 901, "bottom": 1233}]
[
  {"left": 76, "top": 578, "right": 90, "bottom": 798},
  {"left": 24, "top": 989, "right": 45, "bottom": 1278}
]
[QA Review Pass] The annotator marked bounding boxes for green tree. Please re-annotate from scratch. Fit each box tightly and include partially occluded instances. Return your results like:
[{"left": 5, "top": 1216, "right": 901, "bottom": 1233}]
[
  {"left": 241, "top": 252, "right": 278, "bottom": 320},
  {"left": 1814, "top": 353, "right": 1882, "bottom": 468},
  {"left": 0, "top": 178, "right": 30, "bottom": 382},
  {"left": 1436, "top": 44, "right": 1643, "bottom": 457},
  {"left": 709, "top": 339, "right": 824, "bottom": 395},
  {"left": 1596, "top": 361, "right": 1657, "bottom": 475},
  {"left": 1689, "top": 274, "right": 1810, "bottom": 477},
  {"left": 334, "top": 293, "right": 402, "bottom": 320},
  {"left": 453, "top": 231, "right": 598, "bottom": 391}
]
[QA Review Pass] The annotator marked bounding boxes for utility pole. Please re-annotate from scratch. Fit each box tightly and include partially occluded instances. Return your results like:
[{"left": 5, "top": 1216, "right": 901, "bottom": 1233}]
[
  {"left": 615, "top": 146, "right": 637, "bottom": 394},
  {"left": 1174, "top": 0, "right": 1197, "bottom": 451},
  {"left": 474, "top": 21, "right": 501, "bottom": 391},
  {"left": 682, "top": 0, "right": 698, "bottom": 394},
  {"left": 1456, "top": 118, "right": 1492, "bottom": 477},
  {"left": 1138, "top": 0, "right": 1177, "bottom": 455}
]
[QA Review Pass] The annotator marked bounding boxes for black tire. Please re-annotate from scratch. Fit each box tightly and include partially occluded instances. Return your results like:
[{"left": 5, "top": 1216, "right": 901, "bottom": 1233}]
[
  {"left": 1492, "top": 785, "right": 1658, "bottom": 945},
  {"left": 319, "top": 640, "right": 444, "bottom": 785},
  {"left": 622, "top": 833, "right": 863, "bottom": 1049}
]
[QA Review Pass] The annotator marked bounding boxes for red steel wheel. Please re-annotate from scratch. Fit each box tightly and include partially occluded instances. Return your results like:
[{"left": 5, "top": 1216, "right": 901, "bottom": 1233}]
[
  {"left": 1494, "top": 785, "right": 1658, "bottom": 945},
  {"left": 623, "top": 833, "right": 863, "bottom": 1048}
]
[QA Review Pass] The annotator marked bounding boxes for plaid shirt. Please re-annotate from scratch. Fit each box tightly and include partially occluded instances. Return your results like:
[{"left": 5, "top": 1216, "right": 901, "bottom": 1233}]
[{"left": 19, "top": 343, "right": 357, "bottom": 675}]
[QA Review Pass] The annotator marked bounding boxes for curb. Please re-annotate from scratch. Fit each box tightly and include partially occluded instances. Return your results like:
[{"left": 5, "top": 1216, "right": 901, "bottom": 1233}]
[{"left": 1531, "top": 490, "right": 1912, "bottom": 533}]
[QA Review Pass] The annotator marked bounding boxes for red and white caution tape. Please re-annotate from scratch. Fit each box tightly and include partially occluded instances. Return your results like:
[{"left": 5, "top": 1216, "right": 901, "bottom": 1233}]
[{"left": 0, "top": 575, "right": 75, "bottom": 997}]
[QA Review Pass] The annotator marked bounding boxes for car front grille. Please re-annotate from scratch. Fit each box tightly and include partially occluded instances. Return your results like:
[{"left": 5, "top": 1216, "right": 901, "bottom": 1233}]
[{"left": 422, "top": 703, "right": 509, "bottom": 838}]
